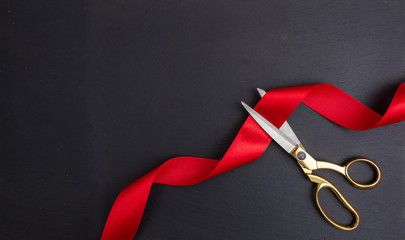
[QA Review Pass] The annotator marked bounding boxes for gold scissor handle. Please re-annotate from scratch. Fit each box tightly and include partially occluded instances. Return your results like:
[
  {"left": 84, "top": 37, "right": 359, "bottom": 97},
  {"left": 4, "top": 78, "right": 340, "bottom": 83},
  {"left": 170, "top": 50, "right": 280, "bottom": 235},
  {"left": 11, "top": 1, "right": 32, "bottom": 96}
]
[
  {"left": 344, "top": 158, "right": 381, "bottom": 189},
  {"left": 307, "top": 174, "right": 360, "bottom": 230},
  {"left": 317, "top": 158, "right": 381, "bottom": 189}
]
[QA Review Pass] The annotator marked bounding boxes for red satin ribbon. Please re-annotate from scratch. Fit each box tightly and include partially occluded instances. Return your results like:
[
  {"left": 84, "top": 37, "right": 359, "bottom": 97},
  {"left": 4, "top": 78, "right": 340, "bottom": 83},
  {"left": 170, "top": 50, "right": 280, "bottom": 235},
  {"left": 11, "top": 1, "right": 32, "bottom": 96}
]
[{"left": 101, "top": 83, "right": 405, "bottom": 240}]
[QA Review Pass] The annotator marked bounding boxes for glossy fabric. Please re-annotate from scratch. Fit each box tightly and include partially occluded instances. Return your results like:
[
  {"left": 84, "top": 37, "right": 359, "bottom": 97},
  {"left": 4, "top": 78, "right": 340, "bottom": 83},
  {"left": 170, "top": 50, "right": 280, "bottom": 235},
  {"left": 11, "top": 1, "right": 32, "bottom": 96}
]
[{"left": 101, "top": 83, "right": 405, "bottom": 240}]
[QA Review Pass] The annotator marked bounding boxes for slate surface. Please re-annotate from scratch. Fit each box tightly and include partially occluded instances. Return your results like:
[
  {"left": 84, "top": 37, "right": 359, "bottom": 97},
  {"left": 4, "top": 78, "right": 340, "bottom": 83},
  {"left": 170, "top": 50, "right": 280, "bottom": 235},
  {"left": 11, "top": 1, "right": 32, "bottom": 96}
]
[{"left": 2, "top": 1, "right": 405, "bottom": 239}]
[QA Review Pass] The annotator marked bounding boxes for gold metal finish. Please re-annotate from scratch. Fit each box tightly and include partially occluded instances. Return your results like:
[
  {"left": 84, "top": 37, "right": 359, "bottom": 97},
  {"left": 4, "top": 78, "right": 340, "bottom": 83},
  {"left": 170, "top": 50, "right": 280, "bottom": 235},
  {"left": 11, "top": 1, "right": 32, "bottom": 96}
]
[
  {"left": 290, "top": 145, "right": 381, "bottom": 230},
  {"left": 308, "top": 174, "right": 360, "bottom": 230},
  {"left": 344, "top": 158, "right": 381, "bottom": 189},
  {"left": 241, "top": 99, "right": 382, "bottom": 230},
  {"left": 317, "top": 158, "right": 381, "bottom": 189},
  {"left": 290, "top": 145, "right": 318, "bottom": 170},
  {"left": 317, "top": 161, "right": 346, "bottom": 175}
]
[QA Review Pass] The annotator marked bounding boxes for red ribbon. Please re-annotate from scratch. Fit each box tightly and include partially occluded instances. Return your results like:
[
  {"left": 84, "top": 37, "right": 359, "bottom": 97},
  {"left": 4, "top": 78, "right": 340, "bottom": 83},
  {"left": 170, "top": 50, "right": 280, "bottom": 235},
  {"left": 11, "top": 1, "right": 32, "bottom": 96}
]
[{"left": 101, "top": 83, "right": 405, "bottom": 240}]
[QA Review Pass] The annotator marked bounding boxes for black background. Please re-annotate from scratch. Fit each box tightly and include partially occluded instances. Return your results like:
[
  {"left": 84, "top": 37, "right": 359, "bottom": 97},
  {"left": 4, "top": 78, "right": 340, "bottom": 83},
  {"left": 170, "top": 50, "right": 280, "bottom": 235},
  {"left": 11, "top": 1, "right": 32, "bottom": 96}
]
[{"left": 2, "top": 1, "right": 405, "bottom": 239}]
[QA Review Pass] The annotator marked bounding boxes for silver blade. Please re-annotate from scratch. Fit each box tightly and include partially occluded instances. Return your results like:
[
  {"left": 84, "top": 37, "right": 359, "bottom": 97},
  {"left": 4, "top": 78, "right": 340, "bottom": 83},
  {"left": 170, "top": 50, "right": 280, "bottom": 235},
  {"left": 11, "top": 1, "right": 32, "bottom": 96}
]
[
  {"left": 241, "top": 101, "right": 298, "bottom": 153},
  {"left": 257, "top": 88, "right": 267, "bottom": 97},
  {"left": 257, "top": 88, "right": 301, "bottom": 145}
]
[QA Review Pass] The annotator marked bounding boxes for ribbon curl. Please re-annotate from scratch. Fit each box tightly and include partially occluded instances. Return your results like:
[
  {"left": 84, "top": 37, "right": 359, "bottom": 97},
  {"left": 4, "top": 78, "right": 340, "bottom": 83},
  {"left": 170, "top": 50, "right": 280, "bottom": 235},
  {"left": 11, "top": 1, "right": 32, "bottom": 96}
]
[{"left": 101, "top": 83, "right": 405, "bottom": 240}]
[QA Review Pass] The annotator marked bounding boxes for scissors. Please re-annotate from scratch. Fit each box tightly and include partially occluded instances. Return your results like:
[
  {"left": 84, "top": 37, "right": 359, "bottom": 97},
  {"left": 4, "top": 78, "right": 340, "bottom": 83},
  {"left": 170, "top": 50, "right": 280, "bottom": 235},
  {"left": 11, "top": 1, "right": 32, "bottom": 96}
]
[{"left": 241, "top": 88, "right": 381, "bottom": 230}]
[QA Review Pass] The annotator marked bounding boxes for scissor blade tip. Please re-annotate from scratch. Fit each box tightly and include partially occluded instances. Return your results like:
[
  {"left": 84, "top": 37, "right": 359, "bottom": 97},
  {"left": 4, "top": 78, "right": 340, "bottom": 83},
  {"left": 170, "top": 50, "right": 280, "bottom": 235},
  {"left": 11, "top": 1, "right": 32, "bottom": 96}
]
[
  {"left": 257, "top": 88, "right": 266, "bottom": 97},
  {"left": 240, "top": 101, "right": 249, "bottom": 109}
]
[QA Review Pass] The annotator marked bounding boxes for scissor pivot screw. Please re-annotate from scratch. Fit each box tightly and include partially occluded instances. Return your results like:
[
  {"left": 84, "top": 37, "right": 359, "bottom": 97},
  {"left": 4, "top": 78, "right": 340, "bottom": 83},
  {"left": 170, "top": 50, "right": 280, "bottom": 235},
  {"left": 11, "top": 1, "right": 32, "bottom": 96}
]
[{"left": 297, "top": 151, "right": 306, "bottom": 160}]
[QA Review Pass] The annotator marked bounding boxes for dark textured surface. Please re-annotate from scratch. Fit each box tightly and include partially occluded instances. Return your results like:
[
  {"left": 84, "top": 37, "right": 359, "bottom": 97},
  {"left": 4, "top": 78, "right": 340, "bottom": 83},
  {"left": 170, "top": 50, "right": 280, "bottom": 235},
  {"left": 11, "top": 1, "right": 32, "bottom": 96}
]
[{"left": 1, "top": 1, "right": 405, "bottom": 239}]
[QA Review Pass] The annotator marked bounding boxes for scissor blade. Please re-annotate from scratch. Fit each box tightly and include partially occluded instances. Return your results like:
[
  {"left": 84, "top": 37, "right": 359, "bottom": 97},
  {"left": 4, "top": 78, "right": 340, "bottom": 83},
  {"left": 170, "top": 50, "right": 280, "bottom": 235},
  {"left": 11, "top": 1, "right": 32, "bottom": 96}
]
[
  {"left": 241, "top": 101, "right": 298, "bottom": 153},
  {"left": 257, "top": 88, "right": 267, "bottom": 97},
  {"left": 257, "top": 88, "right": 301, "bottom": 145}
]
